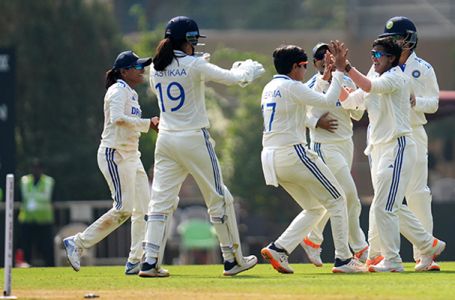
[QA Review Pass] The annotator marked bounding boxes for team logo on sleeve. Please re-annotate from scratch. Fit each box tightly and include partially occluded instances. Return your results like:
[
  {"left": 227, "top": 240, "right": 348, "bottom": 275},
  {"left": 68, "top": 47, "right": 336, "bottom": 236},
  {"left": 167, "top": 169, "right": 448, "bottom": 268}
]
[{"left": 412, "top": 70, "right": 421, "bottom": 78}]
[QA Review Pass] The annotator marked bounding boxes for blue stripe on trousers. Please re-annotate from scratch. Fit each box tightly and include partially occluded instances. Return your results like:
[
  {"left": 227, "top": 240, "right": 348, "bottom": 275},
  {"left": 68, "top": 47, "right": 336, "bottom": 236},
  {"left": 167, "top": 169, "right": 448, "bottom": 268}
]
[
  {"left": 385, "top": 136, "right": 406, "bottom": 212},
  {"left": 294, "top": 144, "right": 341, "bottom": 199},
  {"left": 313, "top": 142, "right": 326, "bottom": 164},
  {"left": 202, "top": 129, "right": 223, "bottom": 196},
  {"left": 105, "top": 148, "right": 122, "bottom": 209}
]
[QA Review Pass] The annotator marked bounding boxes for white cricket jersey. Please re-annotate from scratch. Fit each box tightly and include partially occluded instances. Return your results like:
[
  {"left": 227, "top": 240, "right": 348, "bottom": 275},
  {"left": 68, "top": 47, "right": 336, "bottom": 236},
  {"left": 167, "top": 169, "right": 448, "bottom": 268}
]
[
  {"left": 366, "top": 51, "right": 439, "bottom": 127},
  {"left": 150, "top": 50, "right": 254, "bottom": 131},
  {"left": 100, "top": 79, "right": 151, "bottom": 151},
  {"left": 261, "top": 71, "right": 344, "bottom": 149},
  {"left": 305, "top": 73, "right": 364, "bottom": 143},
  {"left": 342, "top": 66, "right": 412, "bottom": 146},
  {"left": 402, "top": 51, "right": 439, "bottom": 126}
]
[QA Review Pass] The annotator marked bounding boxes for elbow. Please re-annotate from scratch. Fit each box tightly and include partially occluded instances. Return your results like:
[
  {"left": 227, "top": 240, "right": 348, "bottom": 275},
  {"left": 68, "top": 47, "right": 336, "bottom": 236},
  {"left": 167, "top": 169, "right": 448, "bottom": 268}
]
[
  {"left": 427, "top": 107, "right": 438, "bottom": 114},
  {"left": 339, "top": 90, "right": 348, "bottom": 102},
  {"left": 361, "top": 82, "right": 371, "bottom": 93},
  {"left": 112, "top": 116, "right": 126, "bottom": 126},
  {"left": 429, "top": 100, "right": 439, "bottom": 114}
]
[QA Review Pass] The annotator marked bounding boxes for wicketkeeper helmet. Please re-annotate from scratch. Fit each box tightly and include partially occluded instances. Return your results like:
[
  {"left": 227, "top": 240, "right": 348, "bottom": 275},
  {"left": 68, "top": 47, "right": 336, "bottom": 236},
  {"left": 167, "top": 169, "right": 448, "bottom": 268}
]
[{"left": 164, "top": 16, "right": 206, "bottom": 47}]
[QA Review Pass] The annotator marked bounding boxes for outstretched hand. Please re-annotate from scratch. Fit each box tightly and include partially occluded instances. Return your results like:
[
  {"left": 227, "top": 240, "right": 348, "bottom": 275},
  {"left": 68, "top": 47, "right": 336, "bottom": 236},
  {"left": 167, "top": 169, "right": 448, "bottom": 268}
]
[
  {"left": 321, "top": 50, "right": 335, "bottom": 81},
  {"left": 329, "top": 40, "right": 349, "bottom": 71}
]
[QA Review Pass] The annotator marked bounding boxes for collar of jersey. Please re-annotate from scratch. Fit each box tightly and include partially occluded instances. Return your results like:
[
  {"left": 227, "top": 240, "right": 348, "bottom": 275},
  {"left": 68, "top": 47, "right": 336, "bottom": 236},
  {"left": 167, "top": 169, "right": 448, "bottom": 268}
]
[
  {"left": 174, "top": 50, "right": 187, "bottom": 57},
  {"left": 117, "top": 79, "right": 133, "bottom": 92},
  {"left": 273, "top": 74, "right": 294, "bottom": 81},
  {"left": 403, "top": 51, "right": 416, "bottom": 69},
  {"left": 385, "top": 66, "right": 401, "bottom": 74}
]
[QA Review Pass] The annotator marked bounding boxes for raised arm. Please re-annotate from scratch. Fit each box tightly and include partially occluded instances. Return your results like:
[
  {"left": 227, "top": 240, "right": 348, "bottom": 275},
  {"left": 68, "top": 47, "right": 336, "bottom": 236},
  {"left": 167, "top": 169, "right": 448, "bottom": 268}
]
[{"left": 330, "top": 40, "right": 372, "bottom": 93}]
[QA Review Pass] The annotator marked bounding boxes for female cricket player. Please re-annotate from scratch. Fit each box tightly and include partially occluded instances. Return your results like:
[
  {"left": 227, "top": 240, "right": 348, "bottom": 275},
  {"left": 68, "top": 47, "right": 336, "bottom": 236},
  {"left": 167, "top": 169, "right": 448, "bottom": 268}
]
[
  {"left": 259, "top": 45, "right": 368, "bottom": 274},
  {"left": 333, "top": 38, "right": 445, "bottom": 272},
  {"left": 63, "top": 50, "right": 159, "bottom": 275},
  {"left": 139, "top": 16, "right": 265, "bottom": 277}
]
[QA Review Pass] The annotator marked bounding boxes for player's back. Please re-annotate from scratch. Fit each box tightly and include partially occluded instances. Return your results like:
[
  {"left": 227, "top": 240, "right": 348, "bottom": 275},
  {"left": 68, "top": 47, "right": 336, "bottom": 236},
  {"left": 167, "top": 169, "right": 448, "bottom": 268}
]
[
  {"left": 261, "top": 75, "right": 307, "bottom": 149},
  {"left": 150, "top": 52, "right": 209, "bottom": 132}
]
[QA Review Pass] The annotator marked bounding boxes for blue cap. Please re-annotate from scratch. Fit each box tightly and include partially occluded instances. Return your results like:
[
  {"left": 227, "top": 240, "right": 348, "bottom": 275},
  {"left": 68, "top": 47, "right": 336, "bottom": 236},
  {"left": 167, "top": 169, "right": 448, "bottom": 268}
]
[
  {"left": 312, "top": 42, "right": 330, "bottom": 60},
  {"left": 113, "top": 51, "right": 151, "bottom": 70},
  {"left": 164, "top": 16, "right": 206, "bottom": 40}
]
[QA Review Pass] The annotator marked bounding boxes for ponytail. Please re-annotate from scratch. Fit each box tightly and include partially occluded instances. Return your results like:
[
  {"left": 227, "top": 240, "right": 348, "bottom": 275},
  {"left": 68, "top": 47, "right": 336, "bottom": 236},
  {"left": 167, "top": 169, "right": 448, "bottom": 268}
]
[
  {"left": 153, "top": 37, "right": 187, "bottom": 71},
  {"left": 105, "top": 69, "right": 122, "bottom": 90}
]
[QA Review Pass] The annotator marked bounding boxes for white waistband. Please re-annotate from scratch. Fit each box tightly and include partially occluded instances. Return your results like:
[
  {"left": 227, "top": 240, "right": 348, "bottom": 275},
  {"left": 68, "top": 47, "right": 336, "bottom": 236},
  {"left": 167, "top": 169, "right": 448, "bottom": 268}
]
[{"left": 159, "top": 129, "right": 206, "bottom": 136}]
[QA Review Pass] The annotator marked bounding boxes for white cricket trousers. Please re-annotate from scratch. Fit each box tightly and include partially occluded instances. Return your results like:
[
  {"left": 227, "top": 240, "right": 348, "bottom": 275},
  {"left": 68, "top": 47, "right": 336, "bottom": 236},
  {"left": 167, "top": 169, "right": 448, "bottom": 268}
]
[
  {"left": 307, "top": 139, "right": 368, "bottom": 253},
  {"left": 273, "top": 144, "right": 352, "bottom": 260},
  {"left": 367, "top": 136, "right": 434, "bottom": 263},
  {"left": 143, "top": 129, "right": 240, "bottom": 262},
  {"left": 406, "top": 125, "right": 433, "bottom": 261},
  {"left": 73, "top": 147, "right": 149, "bottom": 264}
]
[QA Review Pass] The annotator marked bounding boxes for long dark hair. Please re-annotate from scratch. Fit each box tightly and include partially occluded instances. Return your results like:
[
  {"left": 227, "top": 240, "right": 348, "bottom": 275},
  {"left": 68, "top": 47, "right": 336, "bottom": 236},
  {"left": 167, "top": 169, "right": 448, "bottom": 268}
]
[
  {"left": 153, "top": 37, "right": 187, "bottom": 72},
  {"left": 105, "top": 69, "right": 122, "bottom": 90}
]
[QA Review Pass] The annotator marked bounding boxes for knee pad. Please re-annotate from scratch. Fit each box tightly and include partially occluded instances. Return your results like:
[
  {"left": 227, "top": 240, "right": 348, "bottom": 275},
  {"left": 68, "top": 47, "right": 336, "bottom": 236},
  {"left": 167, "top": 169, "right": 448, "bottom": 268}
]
[{"left": 208, "top": 186, "right": 244, "bottom": 265}]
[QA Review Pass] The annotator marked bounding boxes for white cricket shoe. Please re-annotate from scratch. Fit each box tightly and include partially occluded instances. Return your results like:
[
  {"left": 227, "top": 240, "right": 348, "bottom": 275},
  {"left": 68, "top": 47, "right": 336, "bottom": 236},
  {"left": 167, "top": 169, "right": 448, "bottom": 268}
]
[
  {"left": 139, "top": 262, "right": 170, "bottom": 277},
  {"left": 223, "top": 255, "right": 258, "bottom": 276},
  {"left": 63, "top": 236, "right": 83, "bottom": 272},
  {"left": 419, "top": 261, "right": 440, "bottom": 272},
  {"left": 415, "top": 239, "right": 446, "bottom": 272},
  {"left": 332, "top": 257, "right": 368, "bottom": 273},
  {"left": 261, "top": 243, "right": 294, "bottom": 274},
  {"left": 300, "top": 237, "right": 323, "bottom": 267},
  {"left": 125, "top": 261, "right": 141, "bottom": 275},
  {"left": 355, "top": 246, "right": 369, "bottom": 264},
  {"left": 365, "top": 254, "right": 384, "bottom": 267},
  {"left": 369, "top": 259, "right": 404, "bottom": 273}
]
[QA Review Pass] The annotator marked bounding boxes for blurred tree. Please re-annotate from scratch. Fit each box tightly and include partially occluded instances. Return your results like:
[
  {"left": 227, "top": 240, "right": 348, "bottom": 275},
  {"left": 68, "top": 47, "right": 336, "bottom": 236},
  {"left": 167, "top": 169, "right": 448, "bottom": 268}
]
[
  {"left": 112, "top": 0, "right": 348, "bottom": 32},
  {"left": 126, "top": 4, "right": 163, "bottom": 174},
  {"left": 0, "top": 0, "right": 125, "bottom": 200}
]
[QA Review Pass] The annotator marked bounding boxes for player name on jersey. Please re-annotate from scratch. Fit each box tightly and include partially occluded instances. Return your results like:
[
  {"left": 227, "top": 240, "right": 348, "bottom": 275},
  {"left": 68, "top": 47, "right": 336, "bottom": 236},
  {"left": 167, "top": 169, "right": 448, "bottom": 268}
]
[
  {"left": 263, "top": 89, "right": 282, "bottom": 99},
  {"left": 152, "top": 68, "right": 187, "bottom": 77}
]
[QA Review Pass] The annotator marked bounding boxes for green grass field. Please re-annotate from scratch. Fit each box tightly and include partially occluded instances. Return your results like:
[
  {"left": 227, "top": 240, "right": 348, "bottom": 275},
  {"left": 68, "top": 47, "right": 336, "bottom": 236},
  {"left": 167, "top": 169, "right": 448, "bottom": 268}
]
[{"left": 2, "top": 262, "right": 455, "bottom": 299}]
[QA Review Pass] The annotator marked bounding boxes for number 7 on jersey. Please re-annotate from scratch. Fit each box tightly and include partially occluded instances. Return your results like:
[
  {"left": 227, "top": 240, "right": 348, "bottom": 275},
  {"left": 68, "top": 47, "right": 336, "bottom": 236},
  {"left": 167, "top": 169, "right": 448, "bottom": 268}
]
[{"left": 262, "top": 102, "right": 276, "bottom": 132}]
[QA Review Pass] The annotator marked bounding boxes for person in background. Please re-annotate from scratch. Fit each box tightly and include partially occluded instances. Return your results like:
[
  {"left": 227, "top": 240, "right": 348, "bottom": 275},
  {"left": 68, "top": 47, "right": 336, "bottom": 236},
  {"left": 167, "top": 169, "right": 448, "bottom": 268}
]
[
  {"left": 18, "top": 158, "right": 55, "bottom": 267},
  {"left": 63, "top": 50, "right": 159, "bottom": 275},
  {"left": 369, "top": 16, "right": 440, "bottom": 271},
  {"left": 301, "top": 42, "right": 369, "bottom": 267}
]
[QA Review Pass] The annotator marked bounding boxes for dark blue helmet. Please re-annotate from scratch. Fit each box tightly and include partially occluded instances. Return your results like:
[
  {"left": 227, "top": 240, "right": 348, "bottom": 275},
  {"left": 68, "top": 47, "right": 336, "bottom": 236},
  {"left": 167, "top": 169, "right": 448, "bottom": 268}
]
[
  {"left": 164, "top": 16, "right": 206, "bottom": 47},
  {"left": 379, "top": 16, "right": 417, "bottom": 49}
]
